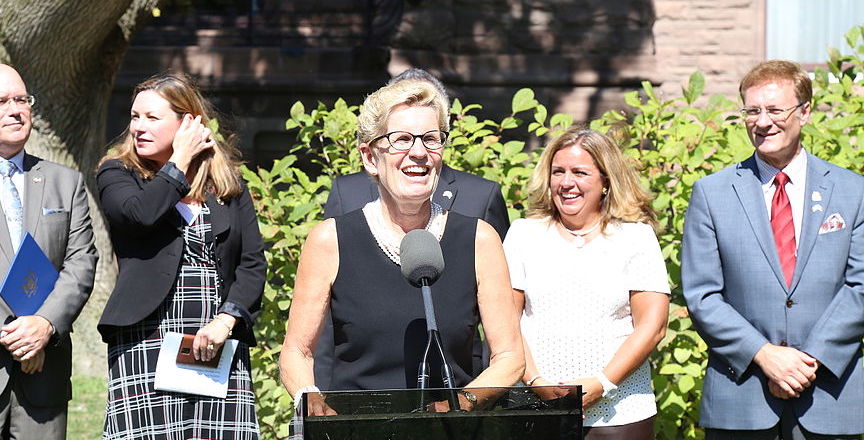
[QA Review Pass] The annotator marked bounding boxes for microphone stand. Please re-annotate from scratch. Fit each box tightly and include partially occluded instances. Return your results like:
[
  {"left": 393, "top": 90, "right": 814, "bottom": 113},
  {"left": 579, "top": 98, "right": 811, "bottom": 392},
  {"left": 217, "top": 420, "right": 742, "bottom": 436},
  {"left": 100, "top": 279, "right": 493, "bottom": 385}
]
[{"left": 417, "top": 278, "right": 461, "bottom": 412}]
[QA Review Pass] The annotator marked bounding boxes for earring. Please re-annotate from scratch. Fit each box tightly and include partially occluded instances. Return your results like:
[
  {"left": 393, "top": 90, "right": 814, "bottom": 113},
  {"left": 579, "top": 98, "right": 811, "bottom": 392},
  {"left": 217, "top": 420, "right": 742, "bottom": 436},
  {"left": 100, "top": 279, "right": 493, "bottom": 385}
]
[{"left": 602, "top": 187, "right": 608, "bottom": 196}]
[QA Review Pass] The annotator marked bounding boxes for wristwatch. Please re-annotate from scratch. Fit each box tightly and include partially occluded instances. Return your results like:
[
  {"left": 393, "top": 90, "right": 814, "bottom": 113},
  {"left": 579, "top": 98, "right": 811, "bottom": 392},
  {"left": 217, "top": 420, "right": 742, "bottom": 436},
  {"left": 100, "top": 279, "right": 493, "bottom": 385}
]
[
  {"left": 596, "top": 373, "right": 618, "bottom": 399},
  {"left": 460, "top": 390, "right": 477, "bottom": 409}
]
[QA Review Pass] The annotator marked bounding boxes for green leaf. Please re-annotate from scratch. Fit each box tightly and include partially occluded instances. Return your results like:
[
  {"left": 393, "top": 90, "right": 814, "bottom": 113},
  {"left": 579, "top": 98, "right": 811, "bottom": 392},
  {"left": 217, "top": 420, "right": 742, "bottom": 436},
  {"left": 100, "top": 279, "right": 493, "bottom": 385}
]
[
  {"left": 683, "top": 72, "right": 705, "bottom": 105},
  {"left": 463, "top": 146, "right": 486, "bottom": 168},
  {"left": 658, "top": 364, "right": 685, "bottom": 375},
  {"left": 845, "top": 26, "right": 862, "bottom": 50},
  {"left": 678, "top": 375, "right": 696, "bottom": 393},
  {"left": 549, "top": 113, "right": 573, "bottom": 129},
  {"left": 624, "top": 91, "right": 641, "bottom": 108},
  {"left": 673, "top": 347, "right": 692, "bottom": 363},
  {"left": 290, "top": 101, "right": 305, "bottom": 119},
  {"left": 642, "top": 80, "right": 657, "bottom": 101},
  {"left": 500, "top": 116, "right": 519, "bottom": 130},
  {"left": 512, "top": 88, "right": 537, "bottom": 114},
  {"left": 534, "top": 104, "right": 548, "bottom": 125},
  {"left": 451, "top": 99, "right": 463, "bottom": 115}
]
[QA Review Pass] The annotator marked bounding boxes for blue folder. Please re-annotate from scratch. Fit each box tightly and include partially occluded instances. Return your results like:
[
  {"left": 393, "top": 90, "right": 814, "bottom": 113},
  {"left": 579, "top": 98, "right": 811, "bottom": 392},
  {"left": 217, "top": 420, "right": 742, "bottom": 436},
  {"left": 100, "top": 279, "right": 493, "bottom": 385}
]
[{"left": 0, "top": 233, "right": 59, "bottom": 317}]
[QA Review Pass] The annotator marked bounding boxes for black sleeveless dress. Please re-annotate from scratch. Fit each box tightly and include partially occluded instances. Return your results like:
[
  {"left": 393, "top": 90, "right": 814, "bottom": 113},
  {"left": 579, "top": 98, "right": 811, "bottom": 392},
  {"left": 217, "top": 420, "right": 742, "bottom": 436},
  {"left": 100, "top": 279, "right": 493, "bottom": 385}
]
[{"left": 328, "top": 209, "right": 479, "bottom": 391}]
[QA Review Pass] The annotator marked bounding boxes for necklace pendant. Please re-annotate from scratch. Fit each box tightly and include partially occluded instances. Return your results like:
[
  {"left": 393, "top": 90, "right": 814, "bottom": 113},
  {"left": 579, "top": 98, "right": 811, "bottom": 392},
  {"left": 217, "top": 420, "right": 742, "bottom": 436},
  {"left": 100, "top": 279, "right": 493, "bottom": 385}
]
[{"left": 572, "top": 235, "right": 586, "bottom": 248}]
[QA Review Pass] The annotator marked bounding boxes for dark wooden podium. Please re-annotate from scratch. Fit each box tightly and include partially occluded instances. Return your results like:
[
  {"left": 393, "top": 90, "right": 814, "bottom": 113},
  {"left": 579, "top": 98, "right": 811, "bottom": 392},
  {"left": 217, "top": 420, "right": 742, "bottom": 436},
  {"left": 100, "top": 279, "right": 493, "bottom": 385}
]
[{"left": 299, "top": 386, "right": 583, "bottom": 440}]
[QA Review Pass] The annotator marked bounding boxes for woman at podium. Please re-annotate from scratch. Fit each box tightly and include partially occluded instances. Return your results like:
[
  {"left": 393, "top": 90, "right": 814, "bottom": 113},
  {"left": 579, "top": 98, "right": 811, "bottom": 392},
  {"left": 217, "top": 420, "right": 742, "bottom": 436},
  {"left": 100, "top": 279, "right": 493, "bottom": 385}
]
[
  {"left": 279, "top": 79, "right": 524, "bottom": 415},
  {"left": 503, "top": 127, "right": 669, "bottom": 439}
]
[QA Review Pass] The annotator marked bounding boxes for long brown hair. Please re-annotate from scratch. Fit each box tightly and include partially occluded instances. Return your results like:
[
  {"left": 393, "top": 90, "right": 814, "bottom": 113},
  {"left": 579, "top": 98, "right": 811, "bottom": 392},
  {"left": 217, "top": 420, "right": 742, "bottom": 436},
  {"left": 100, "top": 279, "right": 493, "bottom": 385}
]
[
  {"left": 526, "top": 126, "right": 659, "bottom": 232},
  {"left": 99, "top": 72, "right": 243, "bottom": 201}
]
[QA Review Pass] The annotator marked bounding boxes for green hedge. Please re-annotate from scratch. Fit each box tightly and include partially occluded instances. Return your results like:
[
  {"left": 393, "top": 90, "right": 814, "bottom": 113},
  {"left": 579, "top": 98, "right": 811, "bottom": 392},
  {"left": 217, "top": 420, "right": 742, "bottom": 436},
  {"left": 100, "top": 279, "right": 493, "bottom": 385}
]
[{"left": 243, "top": 26, "right": 864, "bottom": 440}]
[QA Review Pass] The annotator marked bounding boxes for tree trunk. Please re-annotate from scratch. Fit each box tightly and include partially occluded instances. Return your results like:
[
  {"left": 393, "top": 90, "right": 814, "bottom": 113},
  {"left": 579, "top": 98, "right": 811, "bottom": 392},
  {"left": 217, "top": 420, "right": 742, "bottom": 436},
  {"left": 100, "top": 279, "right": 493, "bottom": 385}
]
[{"left": 0, "top": 0, "right": 159, "bottom": 374}]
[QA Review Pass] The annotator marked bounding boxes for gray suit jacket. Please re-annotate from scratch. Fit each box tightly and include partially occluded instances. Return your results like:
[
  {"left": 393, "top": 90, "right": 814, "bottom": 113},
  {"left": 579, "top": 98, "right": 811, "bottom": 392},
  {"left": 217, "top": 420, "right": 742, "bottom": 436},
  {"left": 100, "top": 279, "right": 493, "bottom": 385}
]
[
  {"left": 0, "top": 153, "right": 97, "bottom": 407},
  {"left": 682, "top": 152, "right": 864, "bottom": 434}
]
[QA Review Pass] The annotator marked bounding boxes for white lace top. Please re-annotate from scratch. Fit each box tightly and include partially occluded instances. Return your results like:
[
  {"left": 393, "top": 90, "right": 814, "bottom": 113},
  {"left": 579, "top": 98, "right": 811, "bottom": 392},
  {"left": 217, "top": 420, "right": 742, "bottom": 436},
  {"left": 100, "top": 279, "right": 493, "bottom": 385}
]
[{"left": 503, "top": 218, "right": 670, "bottom": 427}]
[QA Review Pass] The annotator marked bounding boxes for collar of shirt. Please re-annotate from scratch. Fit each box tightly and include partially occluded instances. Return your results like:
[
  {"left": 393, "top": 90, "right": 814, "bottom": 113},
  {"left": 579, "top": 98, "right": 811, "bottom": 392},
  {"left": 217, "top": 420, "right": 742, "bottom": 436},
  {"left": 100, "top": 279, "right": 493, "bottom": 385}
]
[
  {"left": 0, "top": 149, "right": 25, "bottom": 175},
  {"left": 4, "top": 149, "right": 26, "bottom": 204},
  {"left": 754, "top": 148, "right": 807, "bottom": 248}
]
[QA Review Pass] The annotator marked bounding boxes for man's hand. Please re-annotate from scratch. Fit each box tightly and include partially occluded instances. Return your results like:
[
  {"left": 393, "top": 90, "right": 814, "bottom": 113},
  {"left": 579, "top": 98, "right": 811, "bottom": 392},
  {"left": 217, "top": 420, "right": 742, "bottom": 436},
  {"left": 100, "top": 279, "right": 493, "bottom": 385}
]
[
  {"left": 0, "top": 316, "right": 53, "bottom": 361},
  {"left": 19, "top": 349, "right": 45, "bottom": 374},
  {"left": 768, "top": 380, "right": 796, "bottom": 399},
  {"left": 754, "top": 343, "right": 818, "bottom": 398}
]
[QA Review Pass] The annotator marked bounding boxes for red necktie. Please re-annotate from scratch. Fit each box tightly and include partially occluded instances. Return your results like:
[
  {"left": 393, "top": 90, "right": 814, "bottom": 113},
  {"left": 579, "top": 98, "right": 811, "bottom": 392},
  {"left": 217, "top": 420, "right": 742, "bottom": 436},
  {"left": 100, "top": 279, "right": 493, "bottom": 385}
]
[{"left": 771, "top": 172, "right": 796, "bottom": 287}]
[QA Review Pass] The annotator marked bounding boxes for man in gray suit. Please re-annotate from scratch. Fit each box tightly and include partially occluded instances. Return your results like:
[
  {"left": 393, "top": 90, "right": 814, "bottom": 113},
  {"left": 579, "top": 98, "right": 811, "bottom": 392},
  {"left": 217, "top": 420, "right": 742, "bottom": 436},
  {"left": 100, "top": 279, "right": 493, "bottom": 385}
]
[
  {"left": 683, "top": 60, "right": 864, "bottom": 439},
  {"left": 0, "top": 64, "right": 97, "bottom": 438}
]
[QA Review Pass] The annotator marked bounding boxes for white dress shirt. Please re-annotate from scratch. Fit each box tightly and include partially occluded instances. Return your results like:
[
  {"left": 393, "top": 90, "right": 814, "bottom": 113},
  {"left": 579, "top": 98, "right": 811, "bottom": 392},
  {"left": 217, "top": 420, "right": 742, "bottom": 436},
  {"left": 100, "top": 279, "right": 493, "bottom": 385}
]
[{"left": 755, "top": 149, "right": 807, "bottom": 249}]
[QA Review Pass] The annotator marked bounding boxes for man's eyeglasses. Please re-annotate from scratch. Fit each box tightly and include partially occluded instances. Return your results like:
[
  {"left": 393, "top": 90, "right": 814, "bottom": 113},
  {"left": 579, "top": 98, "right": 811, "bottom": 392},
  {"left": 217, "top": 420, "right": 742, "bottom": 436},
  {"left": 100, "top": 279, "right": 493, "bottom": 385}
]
[
  {"left": 0, "top": 95, "right": 35, "bottom": 109},
  {"left": 371, "top": 130, "right": 448, "bottom": 151},
  {"left": 740, "top": 102, "right": 806, "bottom": 122}
]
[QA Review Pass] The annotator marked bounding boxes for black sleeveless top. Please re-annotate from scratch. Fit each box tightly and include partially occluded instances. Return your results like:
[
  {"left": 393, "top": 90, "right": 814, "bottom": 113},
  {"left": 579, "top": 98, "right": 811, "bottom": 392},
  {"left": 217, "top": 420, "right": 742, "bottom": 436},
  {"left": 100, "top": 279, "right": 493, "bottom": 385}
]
[{"left": 329, "top": 209, "right": 479, "bottom": 391}]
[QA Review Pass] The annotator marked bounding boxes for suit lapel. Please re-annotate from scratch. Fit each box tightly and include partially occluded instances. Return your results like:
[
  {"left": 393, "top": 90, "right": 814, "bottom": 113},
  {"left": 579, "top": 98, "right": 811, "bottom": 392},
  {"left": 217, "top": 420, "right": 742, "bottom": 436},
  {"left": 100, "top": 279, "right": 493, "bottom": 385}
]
[
  {"left": 790, "top": 153, "right": 832, "bottom": 293},
  {"left": 22, "top": 154, "right": 44, "bottom": 238},
  {"left": 207, "top": 193, "right": 230, "bottom": 238},
  {"left": 432, "top": 165, "right": 457, "bottom": 211},
  {"left": 732, "top": 156, "right": 790, "bottom": 290},
  {"left": 0, "top": 197, "right": 11, "bottom": 262}
]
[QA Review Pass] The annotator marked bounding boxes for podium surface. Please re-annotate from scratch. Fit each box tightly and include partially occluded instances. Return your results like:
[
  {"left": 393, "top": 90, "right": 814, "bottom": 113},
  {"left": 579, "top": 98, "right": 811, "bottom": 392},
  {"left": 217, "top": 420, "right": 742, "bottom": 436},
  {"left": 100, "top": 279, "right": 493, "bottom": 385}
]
[{"left": 301, "top": 386, "right": 583, "bottom": 440}]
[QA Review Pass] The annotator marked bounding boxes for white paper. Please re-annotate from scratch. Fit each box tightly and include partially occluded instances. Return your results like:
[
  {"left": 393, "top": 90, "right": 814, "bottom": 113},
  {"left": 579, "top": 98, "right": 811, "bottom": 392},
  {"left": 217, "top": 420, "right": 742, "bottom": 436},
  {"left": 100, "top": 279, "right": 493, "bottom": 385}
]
[{"left": 154, "top": 331, "right": 239, "bottom": 398}]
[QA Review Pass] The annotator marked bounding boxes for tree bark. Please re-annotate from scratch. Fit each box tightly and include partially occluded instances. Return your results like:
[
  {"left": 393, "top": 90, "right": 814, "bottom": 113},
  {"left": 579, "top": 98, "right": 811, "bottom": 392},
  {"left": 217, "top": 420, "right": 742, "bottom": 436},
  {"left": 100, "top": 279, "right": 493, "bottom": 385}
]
[{"left": 0, "top": 0, "right": 159, "bottom": 374}]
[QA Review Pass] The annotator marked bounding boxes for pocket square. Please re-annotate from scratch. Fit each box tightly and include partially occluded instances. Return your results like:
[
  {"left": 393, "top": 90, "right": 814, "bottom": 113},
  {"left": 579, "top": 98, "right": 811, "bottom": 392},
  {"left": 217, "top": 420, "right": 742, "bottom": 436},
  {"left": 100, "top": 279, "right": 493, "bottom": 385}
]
[
  {"left": 42, "top": 208, "right": 68, "bottom": 215},
  {"left": 818, "top": 213, "right": 846, "bottom": 234}
]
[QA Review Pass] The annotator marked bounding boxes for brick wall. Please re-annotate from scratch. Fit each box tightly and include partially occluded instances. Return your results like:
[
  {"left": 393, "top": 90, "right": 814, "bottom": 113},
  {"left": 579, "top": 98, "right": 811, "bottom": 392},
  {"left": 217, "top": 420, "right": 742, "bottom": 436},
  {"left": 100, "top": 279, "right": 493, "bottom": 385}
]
[
  {"left": 109, "top": 0, "right": 766, "bottom": 167},
  {"left": 652, "top": 0, "right": 763, "bottom": 102}
]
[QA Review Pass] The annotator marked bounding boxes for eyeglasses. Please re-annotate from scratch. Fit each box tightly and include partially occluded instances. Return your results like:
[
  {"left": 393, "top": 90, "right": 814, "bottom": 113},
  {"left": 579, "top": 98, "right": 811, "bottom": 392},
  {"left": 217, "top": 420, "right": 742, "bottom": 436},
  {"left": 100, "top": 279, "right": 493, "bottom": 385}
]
[
  {"left": 740, "top": 102, "right": 805, "bottom": 122},
  {"left": 0, "top": 95, "right": 35, "bottom": 109},
  {"left": 370, "top": 130, "right": 448, "bottom": 151}
]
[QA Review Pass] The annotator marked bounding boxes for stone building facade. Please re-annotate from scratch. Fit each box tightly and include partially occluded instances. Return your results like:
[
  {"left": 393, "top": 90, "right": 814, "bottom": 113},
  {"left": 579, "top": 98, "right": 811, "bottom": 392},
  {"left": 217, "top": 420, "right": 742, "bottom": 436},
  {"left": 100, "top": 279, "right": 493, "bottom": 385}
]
[{"left": 110, "top": 0, "right": 765, "bottom": 168}]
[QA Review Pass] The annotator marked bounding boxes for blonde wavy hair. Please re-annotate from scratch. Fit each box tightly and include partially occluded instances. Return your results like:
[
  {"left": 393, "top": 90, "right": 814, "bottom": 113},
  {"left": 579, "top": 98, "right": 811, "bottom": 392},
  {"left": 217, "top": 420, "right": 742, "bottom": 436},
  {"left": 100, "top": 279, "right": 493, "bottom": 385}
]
[
  {"left": 99, "top": 72, "right": 243, "bottom": 201},
  {"left": 357, "top": 79, "right": 449, "bottom": 146},
  {"left": 526, "top": 126, "right": 659, "bottom": 232}
]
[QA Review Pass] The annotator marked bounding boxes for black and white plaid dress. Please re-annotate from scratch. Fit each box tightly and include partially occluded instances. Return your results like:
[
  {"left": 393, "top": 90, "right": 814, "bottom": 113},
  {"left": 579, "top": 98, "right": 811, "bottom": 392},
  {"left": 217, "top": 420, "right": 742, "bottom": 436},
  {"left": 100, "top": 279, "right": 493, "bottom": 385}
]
[{"left": 104, "top": 205, "right": 260, "bottom": 439}]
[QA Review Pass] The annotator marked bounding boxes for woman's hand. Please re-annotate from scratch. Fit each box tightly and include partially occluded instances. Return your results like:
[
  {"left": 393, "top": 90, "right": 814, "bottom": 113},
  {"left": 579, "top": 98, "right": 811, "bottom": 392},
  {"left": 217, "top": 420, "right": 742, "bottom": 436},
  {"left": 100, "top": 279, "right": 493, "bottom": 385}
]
[
  {"left": 564, "top": 377, "right": 604, "bottom": 409},
  {"left": 305, "top": 392, "right": 338, "bottom": 416},
  {"left": 528, "top": 377, "right": 571, "bottom": 401},
  {"left": 169, "top": 114, "right": 216, "bottom": 175},
  {"left": 193, "top": 314, "right": 235, "bottom": 362}
]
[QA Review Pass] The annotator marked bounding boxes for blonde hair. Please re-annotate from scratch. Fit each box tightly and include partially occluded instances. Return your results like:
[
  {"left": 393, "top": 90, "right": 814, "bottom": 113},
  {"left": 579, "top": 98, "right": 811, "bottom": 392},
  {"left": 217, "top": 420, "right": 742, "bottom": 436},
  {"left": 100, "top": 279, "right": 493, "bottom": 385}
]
[
  {"left": 739, "top": 60, "right": 812, "bottom": 104},
  {"left": 526, "top": 126, "right": 659, "bottom": 232},
  {"left": 99, "top": 72, "right": 243, "bottom": 201},
  {"left": 357, "top": 79, "right": 449, "bottom": 145}
]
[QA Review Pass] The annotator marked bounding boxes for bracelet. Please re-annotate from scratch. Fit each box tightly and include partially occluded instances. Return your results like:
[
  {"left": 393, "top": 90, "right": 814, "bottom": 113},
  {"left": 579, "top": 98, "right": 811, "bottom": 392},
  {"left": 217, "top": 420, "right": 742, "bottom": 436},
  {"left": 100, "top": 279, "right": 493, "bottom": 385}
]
[
  {"left": 526, "top": 375, "right": 542, "bottom": 386},
  {"left": 213, "top": 316, "right": 233, "bottom": 336},
  {"left": 293, "top": 385, "right": 322, "bottom": 410},
  {"left": 596, "top": 372, "right": 619, "bottom": 398}
]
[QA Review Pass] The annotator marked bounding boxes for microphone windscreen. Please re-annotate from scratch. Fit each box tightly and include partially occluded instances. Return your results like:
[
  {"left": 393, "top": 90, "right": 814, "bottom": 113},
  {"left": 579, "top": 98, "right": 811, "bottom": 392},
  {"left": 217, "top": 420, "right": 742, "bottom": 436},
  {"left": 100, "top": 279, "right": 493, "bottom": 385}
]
[{"left": 400, "top": 229, "right": 445, "bottom": 287}]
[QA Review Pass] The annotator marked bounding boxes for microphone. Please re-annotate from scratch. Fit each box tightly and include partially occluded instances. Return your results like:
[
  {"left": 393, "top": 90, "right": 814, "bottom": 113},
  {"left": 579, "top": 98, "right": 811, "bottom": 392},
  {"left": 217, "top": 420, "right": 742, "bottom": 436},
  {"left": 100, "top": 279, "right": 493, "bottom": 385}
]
[
  {"left": 400, "top": 229, "right": 444, "bottom": 288},
  {"left": 399, "top": 230, "right": 460, "bottom": 411}
]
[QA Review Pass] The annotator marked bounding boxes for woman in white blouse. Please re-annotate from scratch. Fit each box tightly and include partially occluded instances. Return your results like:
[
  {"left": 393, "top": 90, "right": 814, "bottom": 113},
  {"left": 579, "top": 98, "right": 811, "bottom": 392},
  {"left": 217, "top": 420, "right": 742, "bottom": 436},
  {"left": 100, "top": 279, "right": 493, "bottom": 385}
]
[{"left": 504, "top": 127, "right": 669, "bottom": 439}]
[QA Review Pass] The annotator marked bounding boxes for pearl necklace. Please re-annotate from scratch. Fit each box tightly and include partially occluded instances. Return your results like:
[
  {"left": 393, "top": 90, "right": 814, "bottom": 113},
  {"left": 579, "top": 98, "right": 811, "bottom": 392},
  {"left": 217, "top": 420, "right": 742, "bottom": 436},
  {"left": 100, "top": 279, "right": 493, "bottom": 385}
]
[
  {"left": 364, "top": 199, "right": 446, "bottom": 265},
  {"left": 563, "top": 220, "right": 601, "bottom": 248}
]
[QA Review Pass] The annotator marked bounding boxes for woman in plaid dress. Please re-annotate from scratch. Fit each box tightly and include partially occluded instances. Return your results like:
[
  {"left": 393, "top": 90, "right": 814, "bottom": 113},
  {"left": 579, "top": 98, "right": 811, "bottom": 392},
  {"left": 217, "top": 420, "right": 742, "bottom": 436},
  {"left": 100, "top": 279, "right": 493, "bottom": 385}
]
[{"left": 95, "top": 72, "right": 266, "bottom": 439}]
